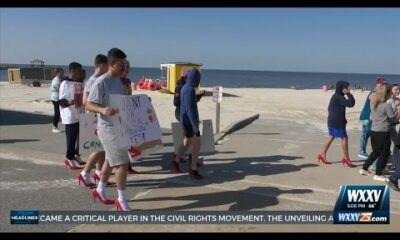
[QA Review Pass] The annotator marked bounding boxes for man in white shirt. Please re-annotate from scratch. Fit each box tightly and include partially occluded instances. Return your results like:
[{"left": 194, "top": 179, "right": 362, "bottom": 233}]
[{"left": 59, "top": 62, "right": 84, "bottom": 169}]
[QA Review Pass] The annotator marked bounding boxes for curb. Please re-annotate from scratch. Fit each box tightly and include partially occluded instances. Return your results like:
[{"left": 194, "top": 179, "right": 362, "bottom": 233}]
[{"left": 214, "top": 113, "right": 260, "bottom": 144}]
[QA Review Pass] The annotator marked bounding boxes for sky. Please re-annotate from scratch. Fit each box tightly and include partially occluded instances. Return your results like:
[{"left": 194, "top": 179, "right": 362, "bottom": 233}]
[{"left": 0, "top": 8, "right": 399, "bottom": 74}]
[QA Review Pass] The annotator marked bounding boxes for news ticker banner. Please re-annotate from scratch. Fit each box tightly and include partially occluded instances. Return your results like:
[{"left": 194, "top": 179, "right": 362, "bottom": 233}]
[
  {"left": 11, "top": 211, "right": 334, "bottom": 224},
  {"left": 10, "top": 185, "right": 391, "bottom": 225}
]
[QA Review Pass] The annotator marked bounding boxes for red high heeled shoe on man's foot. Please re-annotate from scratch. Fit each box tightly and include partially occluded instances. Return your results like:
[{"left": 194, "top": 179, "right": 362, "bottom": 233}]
[
  {"left": 64, "top": 159, "right": 83, "bottom": 170},
  {"left": 74, "top": 155, "right": 86, "bottom": 165},
  {"left": 189, "top": 169, "right": 203, "bottom": 180},
  {"left": 317, "top": 154, "right": 331, "bottom": 165},
  {"left": 341, "top": 158, "right": 356, "bottom": 168},
  {"left": 91, "top": 172, "right": 113, "bottom": 186},
  {"left": 171, "top": 161, "right": 182, "bottom": 173},
  {"left": 92, "top": 189, "right": 114, "bottom": 205},
  {"left": 115, "top": 198, "right": 132, "bottom": 211},
  {"left": 77, "top": 174, "right": 96, "bottom": 188}
]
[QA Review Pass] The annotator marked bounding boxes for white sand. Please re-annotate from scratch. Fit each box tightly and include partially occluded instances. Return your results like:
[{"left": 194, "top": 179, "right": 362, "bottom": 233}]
[{"left": 0, "top": 82, "right": 369, "bottom": 132}]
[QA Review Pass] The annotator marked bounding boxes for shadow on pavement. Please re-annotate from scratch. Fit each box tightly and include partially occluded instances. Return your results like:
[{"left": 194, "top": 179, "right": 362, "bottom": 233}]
[
  {"left": 0, "top": 139, "right": 40, "bottom": 144},
  {"left": 172, "top": 155, "right": 316, "bottom": 185},
  {"left": 0, "top": 109, "right": 52, "bottom": 126},
  {"left": 235, "top": 132, "right": 280, "bottom": 135},
  {"left": 128, "top": 151, "right": 317, "bottom": 191},
  {"left": 202, "top": 90, "right": 240, "bottom": 98},
  {"left": 129, "top": 184, "right": 313, "bottom": 211}
]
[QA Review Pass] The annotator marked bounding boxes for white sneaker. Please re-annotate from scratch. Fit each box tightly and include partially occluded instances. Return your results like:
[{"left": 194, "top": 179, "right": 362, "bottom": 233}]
[
  {"left": 359, "top": 169, "right": 371, "bottom": 176},
  {"left": 357, "top": 153, "right": 369, "bottom": 159},
  {"left": 373, "top": 175, "right": 387, "bottom": 182},
  {"left": 52, "top": 127, "right": 62, "bottom": 133},
  {"left": 368, "top": 168, "right": 376, "bottom": 175}
]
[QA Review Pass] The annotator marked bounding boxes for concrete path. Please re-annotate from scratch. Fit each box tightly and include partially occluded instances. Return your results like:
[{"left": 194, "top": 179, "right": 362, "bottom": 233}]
[{"left": 1, "top": 110, "right": 398, "bottom": 232}]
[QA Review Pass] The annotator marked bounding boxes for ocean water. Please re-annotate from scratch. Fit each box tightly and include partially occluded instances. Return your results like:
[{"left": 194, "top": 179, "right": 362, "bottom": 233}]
[{"left": 1, "top": 64, "right": 399, "bottom": 89}]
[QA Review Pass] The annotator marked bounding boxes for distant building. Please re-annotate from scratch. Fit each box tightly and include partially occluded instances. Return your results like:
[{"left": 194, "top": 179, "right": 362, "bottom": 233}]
[
  {"left": 8, "top": 59, "right": 52, "bottom": 84},
  {"left": 30, "top": 59, "right": 45, "bottom": 67}
]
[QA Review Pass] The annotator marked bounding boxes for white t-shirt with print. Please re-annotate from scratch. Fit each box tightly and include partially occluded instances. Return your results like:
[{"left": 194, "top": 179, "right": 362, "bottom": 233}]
[{"left": 59, "top": 80, "right": 82, "bottom": 124}]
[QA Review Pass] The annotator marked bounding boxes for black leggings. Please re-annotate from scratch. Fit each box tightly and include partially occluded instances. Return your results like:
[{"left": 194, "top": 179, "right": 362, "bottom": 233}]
[
  {"left": 362, "top": 130, "right": 391, "bottom": 175},
  {"left": 65, "top": 122, "right": 79, "bottom": 160},
  {"left": 52, "top": 100, "right": 60, "bottom": 128}
]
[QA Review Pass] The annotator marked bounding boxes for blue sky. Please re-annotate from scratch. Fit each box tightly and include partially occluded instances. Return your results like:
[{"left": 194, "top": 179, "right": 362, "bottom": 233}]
[{"left": 1, "top": 8, "right": 399, "bottom": 74}]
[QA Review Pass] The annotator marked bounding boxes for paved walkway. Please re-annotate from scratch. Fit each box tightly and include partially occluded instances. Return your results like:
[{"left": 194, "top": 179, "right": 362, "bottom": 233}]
[
  {"left": 1, "top": 110, "right": 398, "bottom": 232},
  {"left": 72, "top": 118, "right": 400, "bottom": 232}
]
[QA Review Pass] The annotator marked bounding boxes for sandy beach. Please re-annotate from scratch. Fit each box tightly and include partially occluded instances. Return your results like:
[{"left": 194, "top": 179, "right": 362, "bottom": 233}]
[{"left": 0, "top": 82, "right": 369, "bottom": 132}]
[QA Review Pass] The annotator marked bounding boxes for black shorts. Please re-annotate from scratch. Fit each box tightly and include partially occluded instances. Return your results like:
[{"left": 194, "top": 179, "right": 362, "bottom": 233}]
[{"left": 183, "top": 124, "right": 200, "bottom": 138}]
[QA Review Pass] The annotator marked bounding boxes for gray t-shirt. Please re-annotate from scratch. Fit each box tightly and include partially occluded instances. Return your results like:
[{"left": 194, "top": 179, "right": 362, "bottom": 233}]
[
  {"left": 88, "top": 73, "right": 124, "bottom": 129},
  {"left": 371, "top": 102, "right": 396, "bottom": 132},
  {"left": 84, "top": 74, "right": 97, "bottom": 94},
  {"left": 387, "top": 97, "right": 400, "bottom": 112}
]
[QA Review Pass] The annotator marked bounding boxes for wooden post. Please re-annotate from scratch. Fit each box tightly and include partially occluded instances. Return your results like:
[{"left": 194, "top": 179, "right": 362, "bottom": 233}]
[
  {"left": 213, "top": 86, "right": 223, "bottom": 134},
  {"left": 216, "top": 102, "right": 220, "bottom": 134}
]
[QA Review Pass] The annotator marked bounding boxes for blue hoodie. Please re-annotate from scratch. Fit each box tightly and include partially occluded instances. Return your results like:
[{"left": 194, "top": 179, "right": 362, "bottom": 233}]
[
  {"left": 359, "top": 91, "right": 373, "bottom": 120},
  {"left": 327, "top": 80, "right": 355, "bottom": 129},
  {"left": 180, "top": 68, "right": 201, "bottom": 130}
]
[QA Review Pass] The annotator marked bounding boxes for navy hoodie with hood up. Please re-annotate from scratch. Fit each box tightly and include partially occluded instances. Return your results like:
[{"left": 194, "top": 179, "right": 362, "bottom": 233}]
[
  {"left": 180, "top": 68, "right": 201, "bottom": 131},
  {"left": 327, "top": 80, "right": 355, "bottom": 129}
]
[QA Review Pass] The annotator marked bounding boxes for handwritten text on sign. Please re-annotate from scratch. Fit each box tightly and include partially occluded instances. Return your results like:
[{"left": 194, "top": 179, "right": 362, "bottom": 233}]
[
  {"left": 79, "top": 113, "right": 103, "bottom": 152},
  {"left": 110, "top": 94, "right": 162, "bottom": 148}
]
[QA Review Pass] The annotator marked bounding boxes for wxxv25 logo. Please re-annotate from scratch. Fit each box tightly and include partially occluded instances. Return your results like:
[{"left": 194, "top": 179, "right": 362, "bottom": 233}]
[{"left": 333, "top": 185, "right": 390, "bottom": 224}]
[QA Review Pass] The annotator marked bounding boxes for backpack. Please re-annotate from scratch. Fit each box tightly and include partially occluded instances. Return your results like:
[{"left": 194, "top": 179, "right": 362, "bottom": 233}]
[
  {"left": 173, "top": 78, "right": 185, "bottom": 107},
  {"left": 173, "top": 84, "right": 183, "bottom": 107}
]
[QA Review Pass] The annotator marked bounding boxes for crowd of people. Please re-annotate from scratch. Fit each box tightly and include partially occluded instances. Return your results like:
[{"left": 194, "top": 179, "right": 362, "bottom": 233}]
[
  {"left": 317, "top": 78, "right": 400, "bottom": 191},
  {"left": 49, "top": 48, "right": 399, "bottom": 212},
  {"left": 49, "top": 48, "right": 204, "bottom": 211}
]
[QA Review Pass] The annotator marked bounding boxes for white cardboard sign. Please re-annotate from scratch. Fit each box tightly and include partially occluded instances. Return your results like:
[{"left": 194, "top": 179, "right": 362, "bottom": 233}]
[{"left": 109, "top": 94, "right": 163, "bottom": 149}]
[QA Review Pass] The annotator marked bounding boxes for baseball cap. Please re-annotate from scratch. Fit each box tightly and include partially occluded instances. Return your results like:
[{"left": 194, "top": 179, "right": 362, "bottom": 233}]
[{"left": 376, "top": 78, "right": 386, "bottom": 85}]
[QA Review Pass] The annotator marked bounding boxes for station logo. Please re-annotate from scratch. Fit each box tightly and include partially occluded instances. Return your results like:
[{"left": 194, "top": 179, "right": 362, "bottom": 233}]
[{"left": 333, "top": 185, "right": 390, "bottom": 224}]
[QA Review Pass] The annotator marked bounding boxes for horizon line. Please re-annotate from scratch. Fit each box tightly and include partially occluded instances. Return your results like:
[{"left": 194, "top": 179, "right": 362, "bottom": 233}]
[{"left": 0, "top": 62, "right": 399, "bottom": 76}]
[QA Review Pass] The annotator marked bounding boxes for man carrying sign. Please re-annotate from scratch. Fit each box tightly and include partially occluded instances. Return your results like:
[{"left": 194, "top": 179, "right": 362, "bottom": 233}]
[
  {"left": 86, "top": 48, "right": 131, "bottom": 211},
  {"left": 77, "top": 54, "right": 108, "bottom": 187}
]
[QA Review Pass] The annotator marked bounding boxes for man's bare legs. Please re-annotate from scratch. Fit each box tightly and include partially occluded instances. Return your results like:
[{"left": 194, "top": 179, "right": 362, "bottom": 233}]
[{"left": 322, "top": 136, "right": 335, "bottom": 159}]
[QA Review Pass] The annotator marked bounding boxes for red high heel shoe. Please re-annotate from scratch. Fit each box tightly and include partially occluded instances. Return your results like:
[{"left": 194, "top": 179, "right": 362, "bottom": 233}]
[
  {"left": 74, "top": 155, "right": 86, "bottom": 166},
  {"left": 189, "top": 169, "right": 204, "bottom": 180},
  {"left": 341, "top": 158, "right": 356, "bottom": 168},
  {"left": 64, "top": 159, "right": 83, "bottom": 170},
  {"left": 115, "top": 198, "right": 132, "bottom": 211},
  {"left": 91, "top": 172, "right": 113, "bottom": 186},
  {"left": 77, "top": 174, "right": 96, "bottom": 188},
  {"left": 171, "top": 161, "right": 182, "bottom": 173},
  {"left": 92, "top": 172, "right": 100, "bottom": 182},
  {"left": 92, "top": 189, "right": 114, "bottom": 205},
  {"left": 317, "top": 154, "right": 331, "bottom": 164}
]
